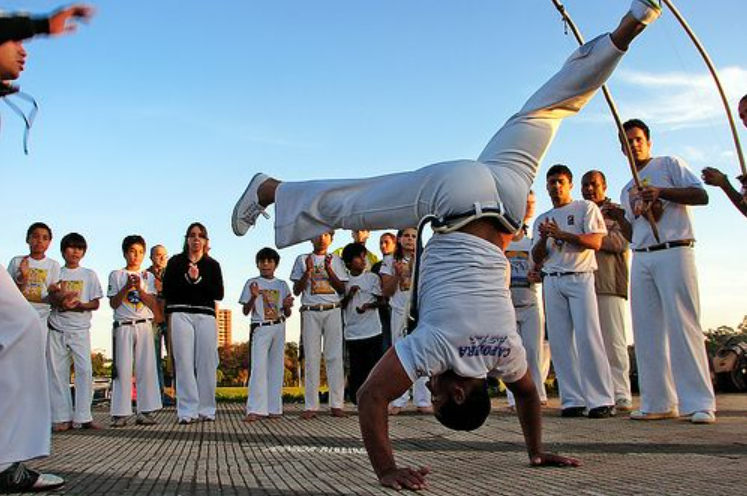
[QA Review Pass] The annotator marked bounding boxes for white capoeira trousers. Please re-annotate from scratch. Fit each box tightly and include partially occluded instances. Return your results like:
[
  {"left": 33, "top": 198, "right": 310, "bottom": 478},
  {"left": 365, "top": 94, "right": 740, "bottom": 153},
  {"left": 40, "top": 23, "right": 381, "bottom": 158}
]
[
  {"left": 543, "top": 273, "right": 614, "bottom": 410},
  {"left": 507, "top": 304, "right": 547, "bottom": 406},
  {"left": 247, "top": 323, "right": 285, "bottom": 416},
  {"left": 597, "top": 294, "right": 632, "bottom": 402},
  {"left": 272, "top": 35, "right": 626, "bottom": 249},
  {"left": 171, "top": 312, "right": 218, "bottom": 420},
  {"left": 630, "top": 248, "right": 715, "bottom": 415},
  {"left": 0, "top": 267, "right": 50, "bottom": 465},
  {"left": 390, "top": 307, "right": 431, "bottom": 408},
  {"left": 301, "top": 308, "right": 345, "bottom": 411},
  {"left": 111, "top": 321, "right": 162, "bottom": 417},
  {"left": 47, "top": 328, "right": 94, "bottom": 424}
]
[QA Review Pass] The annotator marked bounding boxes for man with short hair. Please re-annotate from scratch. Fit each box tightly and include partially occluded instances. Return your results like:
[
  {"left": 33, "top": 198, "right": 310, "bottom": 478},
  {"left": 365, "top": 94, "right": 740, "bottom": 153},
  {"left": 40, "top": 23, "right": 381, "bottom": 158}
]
[
  {"left": 606, "top": 118, "right": 716, "bottom": 424},
  {"left": 581, "top": 170, "right": 633, "bottom": 411},
  {"left": 533, "top": 165, "right": 615, "bottom": 419},
  {"left": 231, "top": 1, "right": 660, "bottom": 489},
  {"left": 334, "top": 230, "right": 379, "bottom": 271},
  {"left": 0, "top": 5, "right": 94, "bottom": 493}
]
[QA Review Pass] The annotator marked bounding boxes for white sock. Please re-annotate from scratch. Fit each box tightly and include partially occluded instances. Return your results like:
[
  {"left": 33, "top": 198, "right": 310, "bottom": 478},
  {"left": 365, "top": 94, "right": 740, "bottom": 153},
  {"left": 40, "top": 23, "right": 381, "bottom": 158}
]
[{"left": 630, "top": 0, "right": 661, "bottom": 25}]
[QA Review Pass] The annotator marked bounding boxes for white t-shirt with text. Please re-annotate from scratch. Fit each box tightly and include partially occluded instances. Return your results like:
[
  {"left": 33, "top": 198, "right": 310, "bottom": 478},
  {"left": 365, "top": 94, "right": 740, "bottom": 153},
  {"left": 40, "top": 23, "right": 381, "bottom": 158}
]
[
  {"left": 290, "top": 253, "right": 348, "bottom": 305},
  {"left": 343, "top": 272, "right": 383, "bottom": 341},
  {"left": 533, "top": 200, "right": 607, "bottom": 274},
  {"left": 239, "top": 276, "right": 291, "bottom": 324},
  {"left": 107, "top": 269, "right": 156, "bottom": 322},
  {"left": 7, "top": 255, "right": 61, "bottom": 319}
]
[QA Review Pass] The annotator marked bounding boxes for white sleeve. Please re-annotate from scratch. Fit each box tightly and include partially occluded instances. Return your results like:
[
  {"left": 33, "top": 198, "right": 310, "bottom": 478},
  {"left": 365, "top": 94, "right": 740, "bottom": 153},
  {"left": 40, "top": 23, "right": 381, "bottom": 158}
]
[
  {"left": 107, "top": 271, "right": 120, "bottom": 297},
  {"left": 49, "top": 261, "right": 61, "bottom": 285},
  {"left": 394, "top": 326, "right": 449, "bottom": 381},
  {"left": 669, "top": 156, "right": 704, "bottom": 189},
  {"left": 290, "top": 255, "right": 306, "bottom": 282},
  {"left": 238, "top": 279, "right": 252, "bottom": 304},
  {"left": 585, "top": 202, "right": 608, "bottom": 235},
  {"left": 143, "top": 272, "right": 157, "bottom": 295},
  {"left": 371, "top": 274, "right": 383, "bottom": 297},
  {"left": 7, "top": 257, "right": 20, "bottom": 278},
  {"left": 281, "top": 281, "right": 291, "bottom": 303},
  {"left": 332, "top": 255, "right": 349, "bottom": 282},
  {"left": 379, "top": 256, "right": 394, "bottom": 276},
  {"left": 89, "top": 270, "right": 104, "bottom": 301}
]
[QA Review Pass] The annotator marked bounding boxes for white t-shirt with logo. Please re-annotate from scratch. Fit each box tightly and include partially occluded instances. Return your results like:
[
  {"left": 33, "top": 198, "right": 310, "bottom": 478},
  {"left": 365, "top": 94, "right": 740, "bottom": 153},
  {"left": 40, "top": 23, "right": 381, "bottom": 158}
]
[
  {"left": 7, "top": 255, "right": 61, "bottom": 319},
  {"left": 379, "top": 254, "right": 413, "bottom": 312},
  {"left": 239, "top": 276, "right": 291, "bottom": 324},
  {"left": 343, "top": 272, "right": 383, "bottom": 341},
  {"left": 533, "top": 200, "right": 607, "bottom": 274},
  {"left": 505, "top": 232, "right": 540, "bottom": 308},
  {"left": 290, "top": 253, "right": 348, "bottom": 305},
  {"left": 107, "top": 269, "right": 156, "bottom": 322},
  {"left": 48, "top": 266, "right": 103, "bottom": 332},
  {"left": 620, "top": 155, "right": 703, "bottom": 250},
  {"left": 395, "top": 232, "right": 527, "bottom": 383}
]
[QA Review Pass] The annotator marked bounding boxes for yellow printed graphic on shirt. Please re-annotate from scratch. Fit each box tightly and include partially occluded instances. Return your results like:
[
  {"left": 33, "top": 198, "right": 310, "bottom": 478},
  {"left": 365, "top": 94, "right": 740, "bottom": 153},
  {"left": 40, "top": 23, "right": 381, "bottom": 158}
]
[
  {"left": 23, "top": 268, "right": 48, "bottom": 303},
  {"left": 506, "top": 251, "right": 530, "bottom": 288},
  {"left": 310, "top": 265, "right": 335, "bottom": 295},
  {"left": 60, "top": 280, "right": 84, "bottom": 303},
  {"left": 261, "top": 289, "right": 281, "bottom": 320}
]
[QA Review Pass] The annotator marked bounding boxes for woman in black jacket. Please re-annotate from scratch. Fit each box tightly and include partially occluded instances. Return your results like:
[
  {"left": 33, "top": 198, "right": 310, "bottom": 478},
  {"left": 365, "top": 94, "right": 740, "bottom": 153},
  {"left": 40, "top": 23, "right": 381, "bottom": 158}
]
[{"left": 162, "top": 222, "right": 224, "bottom": 424}]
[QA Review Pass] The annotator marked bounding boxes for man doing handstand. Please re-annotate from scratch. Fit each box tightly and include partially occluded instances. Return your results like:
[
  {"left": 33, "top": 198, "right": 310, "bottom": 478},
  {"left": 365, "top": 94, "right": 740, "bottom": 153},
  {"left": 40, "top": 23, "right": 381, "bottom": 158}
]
[{"left": 232, "top": 1, "right": 661, "bottom": 490}]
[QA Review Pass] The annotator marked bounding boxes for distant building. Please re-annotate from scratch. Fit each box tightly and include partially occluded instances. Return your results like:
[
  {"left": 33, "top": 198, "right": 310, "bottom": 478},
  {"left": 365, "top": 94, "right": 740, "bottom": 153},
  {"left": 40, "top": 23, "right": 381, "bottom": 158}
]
[{"left": 217, "top": 308, "right": 233, "bottom": 347}]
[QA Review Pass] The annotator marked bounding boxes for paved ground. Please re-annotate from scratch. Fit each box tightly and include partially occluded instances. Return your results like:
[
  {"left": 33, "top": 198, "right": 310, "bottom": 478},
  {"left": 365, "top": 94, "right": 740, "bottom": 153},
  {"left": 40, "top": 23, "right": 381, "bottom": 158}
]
[{"left": 19, "top": 395, "right": 747, "bottom": 495}]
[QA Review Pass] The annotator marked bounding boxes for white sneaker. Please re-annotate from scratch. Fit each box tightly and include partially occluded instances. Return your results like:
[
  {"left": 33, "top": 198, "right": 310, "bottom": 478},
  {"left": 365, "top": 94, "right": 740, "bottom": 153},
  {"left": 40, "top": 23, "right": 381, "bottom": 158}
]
[
  {"left": 231, "top": 173, "right": 271, "bottom": 236},
  {"left": 690, "top": 411, "right": 716, "bottom": 424},
  {"left": 615, "top": 398, "right": 633, "bottom": 411},
  {"left": 631, "top": 0, "right": 662, "bottom": 25}
]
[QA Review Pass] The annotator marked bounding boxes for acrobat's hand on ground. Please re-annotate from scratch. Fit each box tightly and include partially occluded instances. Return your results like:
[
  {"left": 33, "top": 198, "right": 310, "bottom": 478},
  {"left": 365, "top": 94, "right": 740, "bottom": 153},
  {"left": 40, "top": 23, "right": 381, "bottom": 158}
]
[
  {"left": 530, "top": 452, "right": 582, "bottom": 468},
  {"left": 49, "top": 4, "right": 95, "bottom": 36},
  {"left": 378, "top": 466, "right": 430, "bottom": 491}
]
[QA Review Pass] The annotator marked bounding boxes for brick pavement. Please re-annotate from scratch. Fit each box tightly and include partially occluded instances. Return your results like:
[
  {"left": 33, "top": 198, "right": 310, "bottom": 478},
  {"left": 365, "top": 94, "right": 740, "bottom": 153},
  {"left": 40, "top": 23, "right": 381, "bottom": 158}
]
[{"left": 16, "top": 395, "right": 747, "bottom": 495}]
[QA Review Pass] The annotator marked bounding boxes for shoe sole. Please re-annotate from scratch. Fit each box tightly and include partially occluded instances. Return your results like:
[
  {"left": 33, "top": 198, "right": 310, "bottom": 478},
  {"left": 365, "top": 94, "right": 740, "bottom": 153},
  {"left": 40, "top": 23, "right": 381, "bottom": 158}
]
[{"left": 231, "top": 173, "right": 267, "bottom": 236}]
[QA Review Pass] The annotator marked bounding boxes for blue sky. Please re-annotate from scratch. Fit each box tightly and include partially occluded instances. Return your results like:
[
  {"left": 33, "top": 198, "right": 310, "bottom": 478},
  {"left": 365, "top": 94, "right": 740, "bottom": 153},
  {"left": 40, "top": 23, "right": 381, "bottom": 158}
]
[{"left": 2, "top": 1, "right": 746, "bottom": 355}]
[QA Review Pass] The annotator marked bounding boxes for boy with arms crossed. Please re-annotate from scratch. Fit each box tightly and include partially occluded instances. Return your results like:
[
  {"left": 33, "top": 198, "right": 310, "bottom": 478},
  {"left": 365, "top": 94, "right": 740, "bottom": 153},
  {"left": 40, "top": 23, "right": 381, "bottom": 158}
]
[
  {"left": 240, "top": 247, "right": 293, "bottom": 422},
  {"left": 291, "top": 232, "right": 349, "bottom": 419},
  {"left": 47, "top": 233, "right": 103, "bottom": 431},
  {"left": 108, "top": 235, "right": 162, "bottom": 428}
]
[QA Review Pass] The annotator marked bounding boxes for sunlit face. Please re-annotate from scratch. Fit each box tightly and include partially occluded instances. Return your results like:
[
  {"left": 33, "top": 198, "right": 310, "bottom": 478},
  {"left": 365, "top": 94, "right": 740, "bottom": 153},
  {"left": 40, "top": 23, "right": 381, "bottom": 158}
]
[
  {"left": 312, "top": 232, "right": 333, "bottom": 252},
  {"left": 398, "top": 228, "right": 417, "bottom": 253},
  {"left": 581, "top": 172, "right": 607, "bottom": 205},
  {"left": 379, "top": 235, "right": 396, "bottom": 256},
  {"left": 623, "top": 127, "right": 652, "bottom": 164},
  {"left": 257, "top": 258, "right": 277, "bottom": 278},
  {"left": 27, "top": 227, "right": 52, "bottom": 257},
  {"left": 352, "top": 230, "right": 370, "bottom": 244},
  {"left": 150, "top": 246, "right": 168, "bottom": 269},
  {"left": 546, "top": 173, "right": 573, "bottom": 206},
  {"left": 125, "top": 243, "right": 145, "bottom": 269},
  {"left": 63, "top": 246, "right": 86, "bottom": 267},
  {"left": 524, "top": 192, "right": 536, "bottom": 222},
  {"left": 739, "top": 99, "right": 747, "bottom": 129},
  {"left": 0, "top": 40, "right": 26, "bottom": 80},
  {"left": 187, "top": 226, "right": 207, "bottom": 254}
]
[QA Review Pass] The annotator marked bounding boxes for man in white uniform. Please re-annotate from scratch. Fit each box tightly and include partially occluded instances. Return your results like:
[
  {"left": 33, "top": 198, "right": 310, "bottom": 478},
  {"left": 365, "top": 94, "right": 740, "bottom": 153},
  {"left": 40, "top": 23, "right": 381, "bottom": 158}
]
[
  {"left": 0, "top": 5, "right": 94, "bottom": 493},
  {"left": 607, "top": 118, "right": 716, "bottom": 424},
  {"left": 232, "top": 1, "right": 661, "bottom": 489},
  {"left": 533, "top": 165, "right": 615, "bottom": 418},
  {"left": 291, "top": 232, "right": 349, "bottom": 419},
  {"left": 581, "top": 170, "right": 633, "bottom": 411}
]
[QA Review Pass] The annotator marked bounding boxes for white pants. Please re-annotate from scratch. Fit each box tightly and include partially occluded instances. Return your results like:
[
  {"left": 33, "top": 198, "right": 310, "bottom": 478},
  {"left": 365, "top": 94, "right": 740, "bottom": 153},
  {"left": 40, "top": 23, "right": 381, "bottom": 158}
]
[
  {"left": 507, "top": 303, "right": 547, "bottom": 406},
  {"left": 630, "top": 248, "right": 715, "bottom": 415},
  {"left": 272, "top": 35, "right": 626, "bottom": 248},
  {"left": 171, "top": 312, "right": 218, "bottom": 420},
  {"left": 247, "top": 323, "right": 285, "bottom": 416},
  {"left": 0, "top": 267, "right": 50, "bottom": 465},
  {"left": 111, "top": 321, "right": 162, "bottom": 417},
  {"left": 47, "top": 328, "right": 93, "bottom": 424},
  {"left": 543, "top": 273, "right": 614, "bottom": 409},
  {"left": 597, "top": 294, "right": 632, "bottom": 402},
  {"left": 390, "top": 307, "right": 431, "bottom": 408},
  {"left": 301, "top": 308, "right": 345, "bottom": 410}
]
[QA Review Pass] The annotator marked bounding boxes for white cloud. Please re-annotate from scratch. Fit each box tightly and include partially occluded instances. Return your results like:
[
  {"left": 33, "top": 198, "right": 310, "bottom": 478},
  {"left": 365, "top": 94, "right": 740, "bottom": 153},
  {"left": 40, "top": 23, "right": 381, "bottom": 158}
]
[{"left": 615, "top": 66, "right": 747, "bottom": 129}]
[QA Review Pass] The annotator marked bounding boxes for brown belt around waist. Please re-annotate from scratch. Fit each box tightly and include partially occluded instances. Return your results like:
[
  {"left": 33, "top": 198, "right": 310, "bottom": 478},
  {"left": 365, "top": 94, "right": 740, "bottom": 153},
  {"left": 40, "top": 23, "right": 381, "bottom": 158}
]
[
  {"left": 633, "top": 240, "right": 694, "bottom": 253},
  {"left": 300, "top": 303, "right": 341, "bottom": 312}
]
